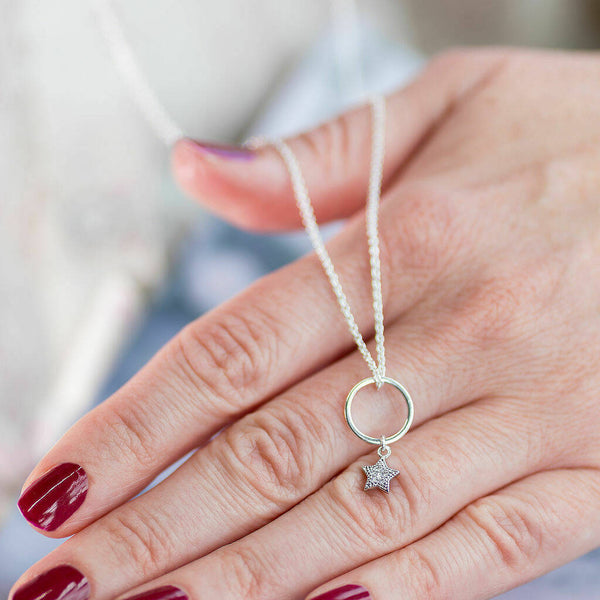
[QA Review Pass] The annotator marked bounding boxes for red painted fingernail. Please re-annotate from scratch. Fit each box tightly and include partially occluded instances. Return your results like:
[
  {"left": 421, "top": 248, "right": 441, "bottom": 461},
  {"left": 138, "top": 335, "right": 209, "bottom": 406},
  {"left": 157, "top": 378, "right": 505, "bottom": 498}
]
[
  {"left": 12, "top": 565, "right": 89, "bottom": 600},
  {"left": 311, "top": 584, "right": 372, "bottom": 600},
  {"left": 185, "top": 139, "right": 255, "bottom": 160},
  {"left": 121, "top": 585, "right": 188, "bottom": 600},
  {"left": 18, "top": 463, "right": 88, "bottom": 531}
]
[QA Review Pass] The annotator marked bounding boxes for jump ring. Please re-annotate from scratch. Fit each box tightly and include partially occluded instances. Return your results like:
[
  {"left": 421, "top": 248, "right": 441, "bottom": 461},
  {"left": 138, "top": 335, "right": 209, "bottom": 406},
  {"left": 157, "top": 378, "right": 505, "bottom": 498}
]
[{"left": 378, "top": 445, "right": 391, "bottom": 458}]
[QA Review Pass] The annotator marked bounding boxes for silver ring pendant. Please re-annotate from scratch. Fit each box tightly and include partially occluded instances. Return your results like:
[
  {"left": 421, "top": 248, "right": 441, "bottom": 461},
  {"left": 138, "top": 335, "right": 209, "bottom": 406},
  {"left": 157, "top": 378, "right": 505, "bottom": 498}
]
[{"left": 344, "top": 376, "right": 414, "bottom": 445}]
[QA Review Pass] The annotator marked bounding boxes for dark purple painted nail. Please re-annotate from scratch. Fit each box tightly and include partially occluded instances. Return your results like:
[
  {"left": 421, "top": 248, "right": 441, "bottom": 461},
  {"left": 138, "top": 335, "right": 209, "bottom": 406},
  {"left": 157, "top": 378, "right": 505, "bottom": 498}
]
[
  {"left": 18, "top": 463, "right": 88, "bottom": 531},
  {"left": 12, "top": 565, "right": 89, "bottom": 600},
  {"left": 186, "top": 139, "right": 255, "bottom": 160},
  {"left": 311, "top": 584, "right": 372, "bottom": 600},
  {"left": 121, "top": 585, "right": 188, "bottom": 600}
]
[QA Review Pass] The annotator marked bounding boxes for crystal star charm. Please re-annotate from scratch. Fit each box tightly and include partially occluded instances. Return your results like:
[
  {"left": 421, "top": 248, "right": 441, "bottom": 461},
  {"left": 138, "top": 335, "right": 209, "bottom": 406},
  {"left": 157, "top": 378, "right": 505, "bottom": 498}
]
[{"left": 362, "top": 456, "right": 400, "bottom": 493}]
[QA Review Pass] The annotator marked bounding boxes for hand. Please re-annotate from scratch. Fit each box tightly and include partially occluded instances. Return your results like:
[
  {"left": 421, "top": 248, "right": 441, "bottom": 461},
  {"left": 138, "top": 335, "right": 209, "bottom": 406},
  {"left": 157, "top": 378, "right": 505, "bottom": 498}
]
[{"left": 11, "top": 48, "right": 600, "bottom": 600}]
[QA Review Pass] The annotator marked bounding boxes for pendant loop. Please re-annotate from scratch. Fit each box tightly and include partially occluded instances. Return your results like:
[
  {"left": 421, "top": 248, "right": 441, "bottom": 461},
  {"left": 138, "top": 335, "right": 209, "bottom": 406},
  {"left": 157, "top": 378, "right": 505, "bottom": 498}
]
[
  {"left": 344, "top": 376, "right": 414, "bottom": 445},
  {"left": 378, "top": 444, "right": 391, "bottom": 459},
  {"left": 378, "top": 434, "right": 391, "bottom": 457}
]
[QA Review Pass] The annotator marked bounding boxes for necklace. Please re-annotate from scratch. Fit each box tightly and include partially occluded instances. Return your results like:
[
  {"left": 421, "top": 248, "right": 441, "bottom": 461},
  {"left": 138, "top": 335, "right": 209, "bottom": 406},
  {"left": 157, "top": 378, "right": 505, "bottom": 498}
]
[
  {"left": 272, "top": 96, "right": 414, "bottom": 493},
  {"left": 93, "top": 0, "right": 413, "bottom": 493}
]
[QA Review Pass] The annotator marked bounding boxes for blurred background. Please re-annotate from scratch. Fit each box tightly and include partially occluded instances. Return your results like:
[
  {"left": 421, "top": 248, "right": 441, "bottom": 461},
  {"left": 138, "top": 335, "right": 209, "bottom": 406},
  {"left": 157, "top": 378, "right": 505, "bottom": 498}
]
[{"left": 1, "top": 0, "right": 600, "bottom": 597}]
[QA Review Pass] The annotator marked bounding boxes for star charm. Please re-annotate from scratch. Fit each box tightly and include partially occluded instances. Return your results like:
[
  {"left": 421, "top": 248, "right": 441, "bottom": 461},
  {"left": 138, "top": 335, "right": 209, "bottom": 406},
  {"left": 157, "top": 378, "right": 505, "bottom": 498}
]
[{"left": 362, "top": 456, "right": 400, "bottom": 493}]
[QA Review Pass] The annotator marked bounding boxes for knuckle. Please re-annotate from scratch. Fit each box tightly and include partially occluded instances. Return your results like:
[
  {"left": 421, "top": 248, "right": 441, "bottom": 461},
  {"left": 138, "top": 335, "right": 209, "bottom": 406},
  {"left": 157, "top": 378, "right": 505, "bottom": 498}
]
[
  {"left": 395, "top": 547, "right": 443, "bottom": 598},
  {"left": 219, "top": 402, "right": 319, "bottom": 507},
  {"left": 104, "top": 506, "right": 175, "bottom": 578},
  {"left": 101, "top": 404, "right": 159, "bottom": 471},
  {"left": 452, "top": 277, "right": 524, "bottom": 348},
  {"left": 463, "top": 496, "right": 543, "bottom": 571},
  {"left": 326, "top": 468, "right": 414, "bottom": 552},
  {"left": 296, "top": 110, "right": 354, "bottom": 175},
  {"left": 453, "top": 256, "right": 560, "bottom": 349},
  {"left": 382, "top": 188, "right": 461, "bottom": 291},
  {"left": 173, "top": 306, "right": 277, "bottom": 415},
  {"left": 221, "top": 546, "right": 270, "bottom": 598}
]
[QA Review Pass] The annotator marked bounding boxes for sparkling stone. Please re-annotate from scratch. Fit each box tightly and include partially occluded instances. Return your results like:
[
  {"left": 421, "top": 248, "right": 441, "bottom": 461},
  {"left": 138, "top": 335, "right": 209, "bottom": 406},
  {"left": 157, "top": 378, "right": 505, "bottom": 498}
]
[{"left": 362, "top": 456, "right": 400, "bottom": 493}]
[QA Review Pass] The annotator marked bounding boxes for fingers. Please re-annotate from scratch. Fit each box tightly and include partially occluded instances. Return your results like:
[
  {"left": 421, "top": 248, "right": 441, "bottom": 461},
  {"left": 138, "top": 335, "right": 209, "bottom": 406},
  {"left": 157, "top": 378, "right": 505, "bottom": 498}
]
[
  {"left": 17, "top": 50, "right": 506, "bottom": 539},
  {"left": 9, "top": 303, "right": 493, "bottom": 600},
  {"left": 17, "top": 188, "right": 454, "bottom": 538},
  {"left": 307, "top": 467, "right": 600, "bottom": 600},
  {"left": 171, "top": 50, "right": 508, "bottom": 231},
  {"left": 89, "top": 397, "right": 558, "bottom": 600}
]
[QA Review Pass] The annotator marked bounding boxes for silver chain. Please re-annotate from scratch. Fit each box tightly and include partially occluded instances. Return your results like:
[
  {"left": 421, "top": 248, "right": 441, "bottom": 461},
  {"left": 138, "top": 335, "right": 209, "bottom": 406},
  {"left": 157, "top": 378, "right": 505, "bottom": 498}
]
[
  {"left": 91, "top": 0, "right": 184, "bottom": 146},
  {"left": 92, "top": 0, "right": 387, "bottom": 385},
  {"left": 272, "top": 94, "right": 387, "bottom": 387}
]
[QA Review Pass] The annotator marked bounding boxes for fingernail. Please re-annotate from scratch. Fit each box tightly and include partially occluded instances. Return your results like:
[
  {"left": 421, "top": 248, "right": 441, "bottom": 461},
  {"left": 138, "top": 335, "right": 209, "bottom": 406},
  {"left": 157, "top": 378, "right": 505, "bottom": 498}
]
[
  {"left": 185, "top": 139, "right": 255, "bottom": 160},
  {"left": 18, "top": 463, "right": 88, "bottom": 531},
  {"left": 310, "top": 584, "right": 372, "bottom": 600},
  {"left": 121, "top": 585, "right": 188, "bottom": 600},
  {"left": 12, "top": 565, "right": 89, "bottom": 600}
]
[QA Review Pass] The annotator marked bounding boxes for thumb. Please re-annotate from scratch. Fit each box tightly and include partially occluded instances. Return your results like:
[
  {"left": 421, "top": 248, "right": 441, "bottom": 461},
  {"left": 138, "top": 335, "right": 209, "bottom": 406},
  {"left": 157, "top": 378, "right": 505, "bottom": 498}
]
[{"left": 171, "top": 49, "right": 506, "bottom": 232}]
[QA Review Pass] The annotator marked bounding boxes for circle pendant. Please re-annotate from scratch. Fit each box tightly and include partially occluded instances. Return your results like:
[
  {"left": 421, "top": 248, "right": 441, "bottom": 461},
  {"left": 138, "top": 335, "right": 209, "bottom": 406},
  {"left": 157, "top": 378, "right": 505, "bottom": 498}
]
[{"left": 344, "top": 376, "right": 414, "bottom": 445}]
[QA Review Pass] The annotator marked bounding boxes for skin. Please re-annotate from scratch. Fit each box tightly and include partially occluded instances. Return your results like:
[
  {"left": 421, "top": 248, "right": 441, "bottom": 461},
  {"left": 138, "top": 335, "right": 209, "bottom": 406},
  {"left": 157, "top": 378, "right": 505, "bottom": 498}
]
[{"left": 10, "top": 47, "right": 600, "bottom": 600}]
